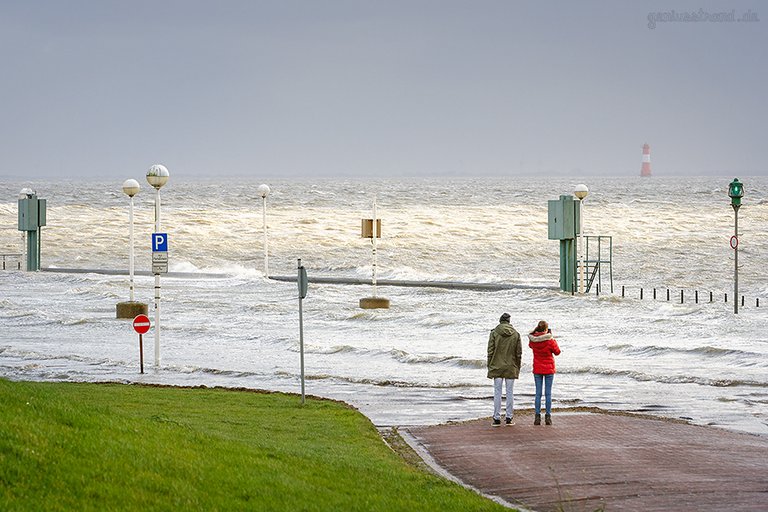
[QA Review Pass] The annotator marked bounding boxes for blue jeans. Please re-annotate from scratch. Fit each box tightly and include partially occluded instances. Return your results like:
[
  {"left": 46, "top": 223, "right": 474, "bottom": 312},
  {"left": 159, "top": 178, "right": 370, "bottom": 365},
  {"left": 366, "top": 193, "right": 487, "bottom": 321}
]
[
  {"left": 534, "top": 373, "right": 554, "bottom": 415},
  {"left": 493, "top": 377, "right": 515, "bottom": 420}
]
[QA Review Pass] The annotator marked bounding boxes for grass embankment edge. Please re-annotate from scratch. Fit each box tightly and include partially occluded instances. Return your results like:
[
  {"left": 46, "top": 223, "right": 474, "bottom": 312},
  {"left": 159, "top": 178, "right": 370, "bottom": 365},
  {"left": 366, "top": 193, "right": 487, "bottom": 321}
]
[{"left": 0, "top": 379, "right": 512, "bottom": 511}]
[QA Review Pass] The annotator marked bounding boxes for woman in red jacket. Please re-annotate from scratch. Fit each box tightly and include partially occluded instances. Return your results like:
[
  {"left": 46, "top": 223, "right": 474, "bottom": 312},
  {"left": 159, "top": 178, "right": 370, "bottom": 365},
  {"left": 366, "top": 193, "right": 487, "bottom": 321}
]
[{"left": 528, "top": 320, "right": 561, "bottom": 425}]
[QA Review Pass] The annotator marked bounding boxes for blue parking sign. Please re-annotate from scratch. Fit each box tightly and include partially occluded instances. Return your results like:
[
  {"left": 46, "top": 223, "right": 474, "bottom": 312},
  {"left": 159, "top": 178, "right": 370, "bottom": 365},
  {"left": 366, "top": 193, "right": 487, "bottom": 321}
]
[{"left": 152, "top": 233, "right": 168, "bottom": 252}]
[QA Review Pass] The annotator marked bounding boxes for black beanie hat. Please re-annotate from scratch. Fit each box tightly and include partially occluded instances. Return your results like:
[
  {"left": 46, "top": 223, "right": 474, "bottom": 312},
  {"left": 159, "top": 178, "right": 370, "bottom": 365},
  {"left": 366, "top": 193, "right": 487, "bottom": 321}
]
[{"left": 500, "top": 313, "right": 511, "bottom": 322}]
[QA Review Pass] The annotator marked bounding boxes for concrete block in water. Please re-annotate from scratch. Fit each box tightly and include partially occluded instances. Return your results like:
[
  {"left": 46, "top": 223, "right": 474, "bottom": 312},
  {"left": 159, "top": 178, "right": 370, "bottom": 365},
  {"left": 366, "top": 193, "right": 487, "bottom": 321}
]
[{"left": 116, "top": 301, "right": 149, "bottom": 319}]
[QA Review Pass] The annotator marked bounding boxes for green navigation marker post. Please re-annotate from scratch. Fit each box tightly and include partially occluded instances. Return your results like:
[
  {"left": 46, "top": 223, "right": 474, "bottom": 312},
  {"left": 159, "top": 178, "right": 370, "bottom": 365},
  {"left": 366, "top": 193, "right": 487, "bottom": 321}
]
[
  {"left": 17, "top": 189, "right": 46, "bottom": 271},
  {"left": 548, "top": 194, "right": 580, "bottom": 293},
  {"left": 728, "top": 178, "right": 744, "bottom": 315}
]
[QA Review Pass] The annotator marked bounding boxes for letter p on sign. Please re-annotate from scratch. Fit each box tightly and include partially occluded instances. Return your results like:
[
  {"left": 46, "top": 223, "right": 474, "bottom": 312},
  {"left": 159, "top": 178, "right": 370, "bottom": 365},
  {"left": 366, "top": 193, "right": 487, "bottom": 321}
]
[{"left": 152, "top": 233, "right": 168, "bottom": 252}]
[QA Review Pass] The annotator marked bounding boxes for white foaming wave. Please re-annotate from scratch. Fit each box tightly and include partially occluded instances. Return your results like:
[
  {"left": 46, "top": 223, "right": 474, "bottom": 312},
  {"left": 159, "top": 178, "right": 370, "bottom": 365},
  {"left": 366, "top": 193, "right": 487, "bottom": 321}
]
[
  {"left": 606, "top": 343, "right": 766, "bottom": 360},
  {"left": 0, "top": 346, "right": 127, "bottom": 367},
  {"left": 274, "top": 370, "right": 485, "bottom": 389},
  {"left": 561, "top": 365, "right": 768, "bottom": 388},
  {"left": 298, "top": 342, "right": 485, "bottom": 370}
]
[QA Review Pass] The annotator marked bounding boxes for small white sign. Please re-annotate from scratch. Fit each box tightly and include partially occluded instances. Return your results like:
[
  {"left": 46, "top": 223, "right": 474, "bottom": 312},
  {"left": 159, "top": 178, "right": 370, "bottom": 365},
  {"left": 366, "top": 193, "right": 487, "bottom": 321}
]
[{"left": 152, "top": 262, "right": 168, "bottom": 275}]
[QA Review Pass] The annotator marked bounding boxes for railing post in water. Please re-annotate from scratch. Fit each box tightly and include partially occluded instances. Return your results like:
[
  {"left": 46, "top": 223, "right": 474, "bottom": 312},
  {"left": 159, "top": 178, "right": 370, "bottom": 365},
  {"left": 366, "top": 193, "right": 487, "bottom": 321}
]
[
  {"left": 667, "top": 288, "right": 670, "bottom": 301},
  {"left": 710, "top": 291, "right": 713, "bottom": 303},
  {"left": 725, "top": 293, "right": 728, "bottom": 303},
  {"left": 640, "top": 288, "right": 643, "bottom": 300},
  {"left": 681, "top": 289, "right": 684, "bottom": 304},
  {"left": 653, "top": 288, "right": 657, "bottom": 300},
  {"left": 622, "top": 285, "right": 625, "bottom": 298},
  {"left": 741, "top": 295, "right": 745, "bottom": 307},
  {"left": 695, "top": 290, "right": 699, "bottom": 304}
]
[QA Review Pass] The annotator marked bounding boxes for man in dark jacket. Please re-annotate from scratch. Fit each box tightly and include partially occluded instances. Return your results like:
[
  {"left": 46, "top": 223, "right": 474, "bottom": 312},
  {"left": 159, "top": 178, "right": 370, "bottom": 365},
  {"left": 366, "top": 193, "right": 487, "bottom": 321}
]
[{"left": 487, "top": 312, "right": 522, "bottom": 426}]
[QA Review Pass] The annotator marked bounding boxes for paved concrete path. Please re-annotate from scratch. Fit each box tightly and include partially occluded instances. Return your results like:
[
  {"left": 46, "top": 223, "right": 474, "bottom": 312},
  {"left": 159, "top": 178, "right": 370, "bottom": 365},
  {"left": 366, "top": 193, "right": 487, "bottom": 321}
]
[{"left": 405, "top": 411, "right": 768, "bottom": 512}]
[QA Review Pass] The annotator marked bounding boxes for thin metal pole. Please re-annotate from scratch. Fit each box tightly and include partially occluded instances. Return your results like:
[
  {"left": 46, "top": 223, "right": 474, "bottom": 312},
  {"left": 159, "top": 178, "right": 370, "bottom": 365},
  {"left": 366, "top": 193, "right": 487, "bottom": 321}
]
[
  {"left": 262, "top": 196, "right": 269, "bottom": 277},
  {"left": 597, "top": 236, "right": 602, "bottom": 293},
  {"left": 298, "top": 259, "right": 305, "bottom": 405},
  {"left": 579, "top": 198, "right": 584, "bottom": 294},
  {"left": 609, "top": 236, "right": 614, "bottom": 293},
  {"left": 154, "top": 188, "right": 161, "bottom": 367},
  {"left": 129, "top": 196, "right": 135, "bottom": 302},
  {"left": 734, "top": 206, "right": 739, "bottom": 314},
  {"left": 139, "top": 333, "right": 144, "bottom": 374},
  {"left": 372, "top": 197, "right": 378, "bottom": 297}
]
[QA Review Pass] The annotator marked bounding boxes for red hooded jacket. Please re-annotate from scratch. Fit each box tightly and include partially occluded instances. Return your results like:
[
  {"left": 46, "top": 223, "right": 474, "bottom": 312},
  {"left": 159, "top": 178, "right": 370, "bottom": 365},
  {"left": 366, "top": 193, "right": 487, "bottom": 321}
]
[{"left": 528, "top": 330, "right": 561, "bottom": 375}]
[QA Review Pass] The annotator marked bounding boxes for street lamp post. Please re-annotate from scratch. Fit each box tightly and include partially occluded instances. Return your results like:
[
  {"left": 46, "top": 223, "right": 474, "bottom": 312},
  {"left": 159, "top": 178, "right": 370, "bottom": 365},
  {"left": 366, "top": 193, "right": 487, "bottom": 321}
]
[
  {"left": 116, "top": 181, "right": 148, "bottom": 319},
  {"left": 147, "top": 164, "right": 169, "bottom": 366},
  {"left": 258, "top": 184, "right": 271, "bottom": 277},
  {"left": 574, "top": 184, "right": 589, "bottom": 294},
  {"left": 122, "top": 179, "right": 140, "bottom": 302},
  {"left": 728, "top": 178, "right": 744, "bottom": 315}
]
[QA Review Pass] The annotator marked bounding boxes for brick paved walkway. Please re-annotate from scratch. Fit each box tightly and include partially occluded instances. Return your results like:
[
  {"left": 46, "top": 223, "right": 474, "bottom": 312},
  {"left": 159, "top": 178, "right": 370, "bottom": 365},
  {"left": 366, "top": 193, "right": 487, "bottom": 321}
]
[{"left": 404, "top": 411, "right": 768, "bottom": 511}]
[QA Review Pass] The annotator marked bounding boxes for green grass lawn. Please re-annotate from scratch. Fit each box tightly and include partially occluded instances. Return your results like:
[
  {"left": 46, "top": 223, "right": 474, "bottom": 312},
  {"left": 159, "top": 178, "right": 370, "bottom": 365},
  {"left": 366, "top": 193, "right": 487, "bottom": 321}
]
[{"left": 0, "top": 379, "right": 509, "bottom": 511}]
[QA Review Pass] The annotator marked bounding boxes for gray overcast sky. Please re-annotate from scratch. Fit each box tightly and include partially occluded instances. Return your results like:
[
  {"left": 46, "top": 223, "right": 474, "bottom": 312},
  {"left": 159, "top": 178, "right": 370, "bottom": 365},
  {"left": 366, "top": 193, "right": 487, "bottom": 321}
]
[{"left": 1, "top": 1, "right": 765, "bottom": 179}]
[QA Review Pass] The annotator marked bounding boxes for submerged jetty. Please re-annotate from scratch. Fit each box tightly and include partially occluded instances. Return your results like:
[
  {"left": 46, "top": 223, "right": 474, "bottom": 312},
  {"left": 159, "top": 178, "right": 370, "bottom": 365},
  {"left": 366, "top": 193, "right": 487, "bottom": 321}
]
[{"left": 40, "top": 267, "right": 557, "bottom": 292}]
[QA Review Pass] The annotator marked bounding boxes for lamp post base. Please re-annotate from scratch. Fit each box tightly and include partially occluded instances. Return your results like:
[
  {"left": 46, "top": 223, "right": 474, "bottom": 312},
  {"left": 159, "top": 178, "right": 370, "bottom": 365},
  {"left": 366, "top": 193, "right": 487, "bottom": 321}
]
[
  {"left": 359, "top": 297, "right": 390, "bottom": 309},
  {"left": 116, "top": 301, "right": 149, "bottom": 319}
]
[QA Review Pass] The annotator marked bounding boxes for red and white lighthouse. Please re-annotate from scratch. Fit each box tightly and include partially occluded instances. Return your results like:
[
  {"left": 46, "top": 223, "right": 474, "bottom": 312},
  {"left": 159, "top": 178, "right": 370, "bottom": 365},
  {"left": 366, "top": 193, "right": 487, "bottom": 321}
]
[{"left": 640, "top": 143, "right": 652, "bottom": 177}]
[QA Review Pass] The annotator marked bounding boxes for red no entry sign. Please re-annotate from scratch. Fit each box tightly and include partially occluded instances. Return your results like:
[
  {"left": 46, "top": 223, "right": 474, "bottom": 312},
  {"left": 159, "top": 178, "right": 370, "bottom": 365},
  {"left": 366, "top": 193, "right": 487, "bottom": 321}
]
[{"left": 133, "top": 314, "right": 151, "bottom": 334}]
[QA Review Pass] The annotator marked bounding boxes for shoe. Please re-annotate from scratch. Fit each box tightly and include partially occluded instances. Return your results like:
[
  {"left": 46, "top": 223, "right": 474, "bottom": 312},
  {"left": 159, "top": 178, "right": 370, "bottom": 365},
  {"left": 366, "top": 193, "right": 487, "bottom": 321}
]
[
  {"left": 545, "top": 413, "right": 552, "bottom": 425},
  {"left": 534, "top": 414, "right": 541, "bottom": 425},
  {"left": 492, "top": 418, "right": 501, "bottom": 427},
  {"left": 505, "top": 417, "right": 515, "bottom": 426}
]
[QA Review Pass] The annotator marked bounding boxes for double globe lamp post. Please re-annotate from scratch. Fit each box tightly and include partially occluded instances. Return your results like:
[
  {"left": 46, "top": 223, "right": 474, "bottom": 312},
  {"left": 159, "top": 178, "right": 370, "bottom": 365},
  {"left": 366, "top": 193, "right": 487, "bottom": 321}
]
[{"left": 147, "top": 165, "right": 170, "bottom": 366}]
